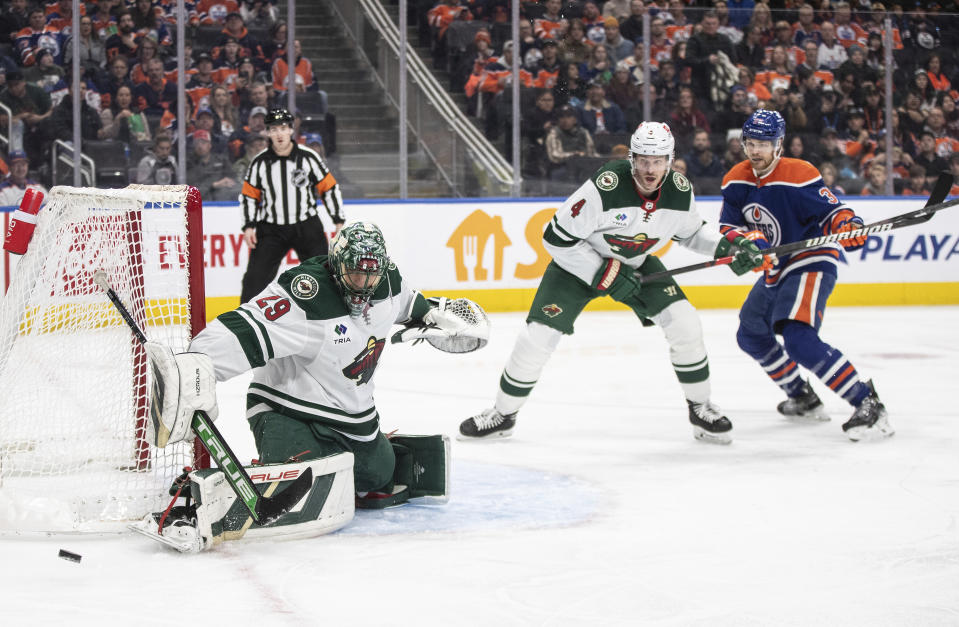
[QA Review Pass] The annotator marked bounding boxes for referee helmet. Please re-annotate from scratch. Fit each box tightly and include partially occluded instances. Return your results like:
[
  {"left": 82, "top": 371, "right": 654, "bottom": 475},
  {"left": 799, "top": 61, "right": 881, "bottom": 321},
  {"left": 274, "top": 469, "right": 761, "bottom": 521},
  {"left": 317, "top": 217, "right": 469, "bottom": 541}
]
[{"left": 264, "top": 108, "right": 295, "bottom": 127}]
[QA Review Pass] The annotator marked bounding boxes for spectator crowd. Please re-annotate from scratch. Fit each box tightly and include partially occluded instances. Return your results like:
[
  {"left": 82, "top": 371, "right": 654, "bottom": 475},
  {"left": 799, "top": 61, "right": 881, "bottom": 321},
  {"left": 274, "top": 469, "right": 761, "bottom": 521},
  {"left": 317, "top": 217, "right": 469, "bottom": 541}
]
[
  {"left": 423, "top": 0, "right": 959, "bottom": 195},
  {"left": 0, "top": 0, "right": 331, "bottom": 205}
]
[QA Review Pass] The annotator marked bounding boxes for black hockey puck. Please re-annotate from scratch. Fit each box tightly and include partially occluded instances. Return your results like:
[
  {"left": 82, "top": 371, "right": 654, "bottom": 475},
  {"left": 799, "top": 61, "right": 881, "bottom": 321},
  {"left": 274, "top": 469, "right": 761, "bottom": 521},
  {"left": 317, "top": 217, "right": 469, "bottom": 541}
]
[{"left": 58, "top": 549, "right": 81, "bottom": 563}]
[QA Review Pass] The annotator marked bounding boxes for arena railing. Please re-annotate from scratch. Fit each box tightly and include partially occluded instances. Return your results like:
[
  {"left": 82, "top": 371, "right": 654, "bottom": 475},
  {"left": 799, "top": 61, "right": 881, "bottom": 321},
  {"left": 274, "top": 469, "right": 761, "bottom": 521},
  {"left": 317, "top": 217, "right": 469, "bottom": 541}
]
[{"left": 328, "top": 0, "right": 515, "bottom": 197}]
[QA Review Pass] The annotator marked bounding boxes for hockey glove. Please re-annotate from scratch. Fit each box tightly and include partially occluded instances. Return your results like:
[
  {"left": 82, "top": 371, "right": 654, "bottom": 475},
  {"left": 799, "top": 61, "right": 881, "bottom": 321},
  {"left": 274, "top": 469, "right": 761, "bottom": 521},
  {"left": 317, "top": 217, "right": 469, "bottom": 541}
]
[
  {"left": 423, "top": 297, "right": 470, "bottom": 334},
  {"left": 716, "top": 230, "right": 767, "bottom": 276},
  {"left": 830, "top": 212, "right": 867, "bottom": 251},
  {"left": 144, "top": 342, "right": 218, "bottom": 448},
  {"left": 593, "top": 258, "right": 641, "bottom": 303}
]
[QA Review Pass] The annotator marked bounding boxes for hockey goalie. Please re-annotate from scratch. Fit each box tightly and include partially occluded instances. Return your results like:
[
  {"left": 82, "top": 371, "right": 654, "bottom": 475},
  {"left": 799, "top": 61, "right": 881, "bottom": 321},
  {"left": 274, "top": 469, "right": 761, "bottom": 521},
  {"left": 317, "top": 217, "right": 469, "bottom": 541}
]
[{"left": 132, "top": 221, "right": 489, "bottom": 552}]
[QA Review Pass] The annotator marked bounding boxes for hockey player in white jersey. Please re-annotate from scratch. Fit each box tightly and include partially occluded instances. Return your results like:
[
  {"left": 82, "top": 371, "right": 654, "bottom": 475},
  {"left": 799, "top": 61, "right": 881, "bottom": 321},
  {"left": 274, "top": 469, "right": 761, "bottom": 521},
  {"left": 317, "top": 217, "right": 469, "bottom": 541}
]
[
  {"left": 460, "top": 122, "right": 767, "bottom": 444},
  {"left": 134, "top": 222, "right": 482, "bottom": 551}
]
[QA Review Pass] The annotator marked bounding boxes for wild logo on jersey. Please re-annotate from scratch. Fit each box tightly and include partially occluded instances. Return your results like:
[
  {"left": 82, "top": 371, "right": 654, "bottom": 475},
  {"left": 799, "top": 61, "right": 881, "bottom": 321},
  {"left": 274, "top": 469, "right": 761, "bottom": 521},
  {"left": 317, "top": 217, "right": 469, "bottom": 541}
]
[
  {"left": 342, "top": 336, "right": 385, "bottom": 385},
  {"left": 604, "top": 233, "right": 660, "bottom": 258},
  {"left": 742, "top": 203, "right": 782, "bottom": 245}
]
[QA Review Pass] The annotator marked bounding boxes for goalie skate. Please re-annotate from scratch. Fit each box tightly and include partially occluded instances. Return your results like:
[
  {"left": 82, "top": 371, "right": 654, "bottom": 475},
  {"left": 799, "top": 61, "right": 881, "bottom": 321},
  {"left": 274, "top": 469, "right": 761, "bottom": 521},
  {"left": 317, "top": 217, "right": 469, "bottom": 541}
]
[
  {"left": 458, "top": 408, "right": 516, "bottom": 440},
  {"left": 129, "top": 507, "right": 204, "bottom": 554},
  {"left": 842, "top": 381, "right": 894, "bottom": 441},
  {"left": 687, "top": 400, "right": 733, "bottom": 445},
  {"left": 777, "top": 381, "right": 830, "bottom": 422}
]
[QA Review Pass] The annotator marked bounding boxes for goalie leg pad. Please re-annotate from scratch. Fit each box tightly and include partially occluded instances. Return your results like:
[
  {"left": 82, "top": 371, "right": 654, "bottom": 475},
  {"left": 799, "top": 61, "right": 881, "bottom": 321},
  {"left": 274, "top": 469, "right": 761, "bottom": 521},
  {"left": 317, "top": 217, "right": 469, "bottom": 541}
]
[
  {"left": 130, "top": 454, "right": 355, "bottom": 552},
  {"left": 390, "top": 434, "right": 451, "bottom": 503}
]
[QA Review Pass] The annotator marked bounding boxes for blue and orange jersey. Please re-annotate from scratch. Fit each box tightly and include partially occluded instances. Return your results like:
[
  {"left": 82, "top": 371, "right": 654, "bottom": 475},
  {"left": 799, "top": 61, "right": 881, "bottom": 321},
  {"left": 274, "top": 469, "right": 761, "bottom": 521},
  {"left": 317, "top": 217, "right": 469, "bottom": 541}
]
[{"left": 720, "top": 157, "right": 854, "bottom": 287}]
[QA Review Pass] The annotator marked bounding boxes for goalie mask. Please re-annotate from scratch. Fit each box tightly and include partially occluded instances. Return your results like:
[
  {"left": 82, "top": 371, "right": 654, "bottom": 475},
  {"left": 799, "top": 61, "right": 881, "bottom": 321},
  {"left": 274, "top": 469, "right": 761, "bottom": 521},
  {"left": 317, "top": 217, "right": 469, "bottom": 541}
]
[{"left": 330, "top": 222, "right": 390, "bottom": 317}]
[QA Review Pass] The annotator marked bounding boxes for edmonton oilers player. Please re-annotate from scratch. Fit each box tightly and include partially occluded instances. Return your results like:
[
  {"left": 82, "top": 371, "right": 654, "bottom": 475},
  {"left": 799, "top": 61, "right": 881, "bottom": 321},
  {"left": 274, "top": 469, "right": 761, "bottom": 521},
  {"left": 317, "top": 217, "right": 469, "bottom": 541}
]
[{"left": 720, "top": 110, "right": 892, "bottom": 441}]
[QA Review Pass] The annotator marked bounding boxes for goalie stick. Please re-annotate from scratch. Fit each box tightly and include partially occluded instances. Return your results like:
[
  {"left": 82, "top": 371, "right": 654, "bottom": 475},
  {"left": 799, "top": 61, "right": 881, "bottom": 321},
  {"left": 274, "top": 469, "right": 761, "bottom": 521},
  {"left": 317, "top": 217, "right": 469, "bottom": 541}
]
[
  {"left": 636, "top": 173, "right": 956, "bottom": 283},
  {"left": 92, "top": 270, "right": 313, "bottom": 525}
]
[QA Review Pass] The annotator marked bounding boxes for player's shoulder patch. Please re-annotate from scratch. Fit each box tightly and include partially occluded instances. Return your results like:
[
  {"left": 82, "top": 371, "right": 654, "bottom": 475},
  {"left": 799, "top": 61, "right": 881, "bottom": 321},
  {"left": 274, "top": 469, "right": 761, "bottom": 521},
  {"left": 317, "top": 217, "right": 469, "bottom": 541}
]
[
  {"left": 595, "top": 169, "right": 619, "bottom": 191},
  {"left": 277, "top": 256, "right": 347, "bottom": 319},
  {"left": 671, "top": 171, "right": 690, "bottom": 192},
  {"left": 290, "top": 273, "right": 319, "bottom": 300}
]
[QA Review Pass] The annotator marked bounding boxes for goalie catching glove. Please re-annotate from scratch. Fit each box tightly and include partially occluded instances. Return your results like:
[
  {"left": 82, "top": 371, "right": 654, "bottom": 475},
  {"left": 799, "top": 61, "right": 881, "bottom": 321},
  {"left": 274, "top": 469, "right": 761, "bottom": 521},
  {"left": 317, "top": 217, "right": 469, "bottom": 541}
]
[
  {"left": 145, "top": 342, "right": 218, "bottom": 448},
  {"left": 392, "top": 297, "right": 490, "bottom": 353}
]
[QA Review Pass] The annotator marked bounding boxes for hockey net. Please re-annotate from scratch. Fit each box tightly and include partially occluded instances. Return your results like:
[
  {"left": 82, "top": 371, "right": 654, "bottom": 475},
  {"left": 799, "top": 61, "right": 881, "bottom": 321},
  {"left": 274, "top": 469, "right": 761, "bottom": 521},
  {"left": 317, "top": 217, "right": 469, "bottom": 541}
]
[{"left": 0, "top": 185, "right": 207, "bottom": 533}]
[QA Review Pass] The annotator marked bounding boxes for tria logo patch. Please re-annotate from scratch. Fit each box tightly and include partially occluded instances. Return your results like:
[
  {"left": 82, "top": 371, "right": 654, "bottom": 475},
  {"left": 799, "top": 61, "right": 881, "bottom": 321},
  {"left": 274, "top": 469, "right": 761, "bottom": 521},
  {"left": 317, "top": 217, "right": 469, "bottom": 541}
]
[
  {"left": 604, "top": 233, "right": 660, "bottom": 258},
  {"left": 333, "top": 324, "right": 351, "bottom": 344},
  {"left": 541, "top": 304, "right": 563, "bottom": 317},
  {"left": 342, "top": 336, "right": 385, "bottom": 385}
]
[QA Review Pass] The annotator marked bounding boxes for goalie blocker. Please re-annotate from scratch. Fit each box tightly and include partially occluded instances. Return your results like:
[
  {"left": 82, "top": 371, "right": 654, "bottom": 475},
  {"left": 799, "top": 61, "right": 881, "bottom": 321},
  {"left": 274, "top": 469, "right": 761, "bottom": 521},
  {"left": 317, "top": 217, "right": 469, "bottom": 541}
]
[{"left": 130, "top": 435, "right": 451, "bottom": 552}]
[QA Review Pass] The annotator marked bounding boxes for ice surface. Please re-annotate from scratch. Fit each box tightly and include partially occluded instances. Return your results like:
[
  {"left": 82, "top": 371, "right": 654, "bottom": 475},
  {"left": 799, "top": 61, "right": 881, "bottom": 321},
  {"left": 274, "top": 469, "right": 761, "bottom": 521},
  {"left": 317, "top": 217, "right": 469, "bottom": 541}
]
[{"left": 1, "top": 306, "right": 957, "bottom": 626}]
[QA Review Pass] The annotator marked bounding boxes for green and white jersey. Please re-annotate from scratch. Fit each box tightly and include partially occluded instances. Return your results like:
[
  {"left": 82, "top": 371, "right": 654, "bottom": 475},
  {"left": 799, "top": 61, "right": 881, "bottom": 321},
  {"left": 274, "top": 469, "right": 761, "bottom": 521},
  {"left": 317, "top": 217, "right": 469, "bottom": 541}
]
[
  {"left": 542, "top": 159, "right": 723, "bottom": 286},
  {"left": 189, "top": 256, "right": 427, "bottom": 442}
]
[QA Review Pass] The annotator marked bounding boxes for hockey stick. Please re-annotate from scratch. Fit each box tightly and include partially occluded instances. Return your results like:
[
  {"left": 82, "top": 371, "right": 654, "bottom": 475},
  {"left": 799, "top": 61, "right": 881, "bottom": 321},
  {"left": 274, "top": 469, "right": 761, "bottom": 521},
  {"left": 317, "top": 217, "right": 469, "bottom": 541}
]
[
  {"left": 93, "top": 270, "right": 313, "bottom": 526},
  {"left": 636, "top": 173, "right": 956, "bottom": 283}
]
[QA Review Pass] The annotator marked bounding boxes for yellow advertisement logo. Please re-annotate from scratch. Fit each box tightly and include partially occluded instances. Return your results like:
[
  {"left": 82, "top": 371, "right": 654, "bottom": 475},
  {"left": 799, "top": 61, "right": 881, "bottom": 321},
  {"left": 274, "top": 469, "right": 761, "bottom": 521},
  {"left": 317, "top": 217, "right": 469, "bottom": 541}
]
[{"left": 447, "top": 207, "right": 671, "bottom": 283}]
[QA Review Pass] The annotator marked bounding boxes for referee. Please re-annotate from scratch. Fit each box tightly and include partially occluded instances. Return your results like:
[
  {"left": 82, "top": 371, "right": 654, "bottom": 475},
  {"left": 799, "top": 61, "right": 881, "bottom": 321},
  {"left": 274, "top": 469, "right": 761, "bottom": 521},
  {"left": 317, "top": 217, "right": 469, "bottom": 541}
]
[{"left": 239, "top": 108, "right": 345, "bottom": 302}]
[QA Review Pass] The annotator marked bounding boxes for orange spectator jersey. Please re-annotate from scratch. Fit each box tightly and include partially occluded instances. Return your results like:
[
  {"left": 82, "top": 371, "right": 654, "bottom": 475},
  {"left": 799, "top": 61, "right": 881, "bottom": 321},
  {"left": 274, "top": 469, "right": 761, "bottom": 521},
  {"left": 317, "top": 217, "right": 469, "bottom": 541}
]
[
  {"left": 427, "top": 4, "right": 473, "bottom": 39},
  {"left": 46, "top": 5, "right": 85, "bottom": 33},
  {"left": 934, "top": 136, "right": 959, "bottom": 158},
  {"left": 835, "top": 22, "right": 867, "bottom": 48},
  {"left": 649, "top": 41, "right": 673, "bottom": 68},
  {"left": 194, "top": 0, "right": 239, "bottom": 25},
  {"left": 534, "top": 17, "right": 564, "bottom": 40},
  {"left": 755, "top": 70, "right": 793, "bottom": 93},
  {"left": 533, "top": 68, "right": 559, "bottom": 89},
  {"left": 272, "top": 56, "right": 314, "bottom": 93},
  {"left": 665, "top": 23, "right": 693, "bottom": 43}
]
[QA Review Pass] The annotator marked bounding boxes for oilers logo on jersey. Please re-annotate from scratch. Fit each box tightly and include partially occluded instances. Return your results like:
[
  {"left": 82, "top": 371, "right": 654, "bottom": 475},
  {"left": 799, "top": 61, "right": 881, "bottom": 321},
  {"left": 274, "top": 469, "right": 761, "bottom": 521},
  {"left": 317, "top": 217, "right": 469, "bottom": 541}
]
[{"left": 742, "top": 203, "right": 782, "bottom": 246}]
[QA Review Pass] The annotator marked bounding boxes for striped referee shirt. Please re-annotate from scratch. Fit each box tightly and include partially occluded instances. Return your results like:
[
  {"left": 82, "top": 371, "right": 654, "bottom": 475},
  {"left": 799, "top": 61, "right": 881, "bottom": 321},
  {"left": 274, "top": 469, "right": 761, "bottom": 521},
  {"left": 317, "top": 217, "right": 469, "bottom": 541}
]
[{"left": 239, "top": 143, "right": 344, "bottom": 229}]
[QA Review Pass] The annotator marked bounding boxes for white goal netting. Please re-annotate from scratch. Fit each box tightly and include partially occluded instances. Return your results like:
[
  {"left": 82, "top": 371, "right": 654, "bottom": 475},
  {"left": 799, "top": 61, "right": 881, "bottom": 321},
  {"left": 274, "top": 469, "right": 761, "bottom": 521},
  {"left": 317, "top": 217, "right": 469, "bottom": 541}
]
[{"left": 0, "top": 185, "right": 205, "bottom": 533}]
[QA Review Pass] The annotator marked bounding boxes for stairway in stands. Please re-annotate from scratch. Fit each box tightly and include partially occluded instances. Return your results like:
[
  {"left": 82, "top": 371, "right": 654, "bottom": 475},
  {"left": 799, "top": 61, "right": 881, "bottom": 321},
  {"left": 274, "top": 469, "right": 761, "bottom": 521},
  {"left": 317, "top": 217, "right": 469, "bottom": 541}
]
[{"left": 297, "top": 1, "right": 452, "bottom": 198}]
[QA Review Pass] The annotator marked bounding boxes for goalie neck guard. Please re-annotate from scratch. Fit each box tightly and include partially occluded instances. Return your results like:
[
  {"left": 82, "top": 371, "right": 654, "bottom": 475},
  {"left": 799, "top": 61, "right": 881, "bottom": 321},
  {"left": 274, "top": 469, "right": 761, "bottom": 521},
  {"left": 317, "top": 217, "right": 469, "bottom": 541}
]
[{"left": 330, "top": 222, "right": 390, "bottom": 317}]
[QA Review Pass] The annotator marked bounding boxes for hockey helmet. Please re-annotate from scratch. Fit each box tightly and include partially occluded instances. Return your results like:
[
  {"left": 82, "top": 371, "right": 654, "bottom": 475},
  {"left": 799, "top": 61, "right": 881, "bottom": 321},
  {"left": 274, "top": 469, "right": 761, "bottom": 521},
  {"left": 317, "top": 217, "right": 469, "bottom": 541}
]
[
  {"left": 264, "top": 108, "right": 295, "bottom": 128},
  {"left": 742, "top": 109, "right": 785, "bottom": 173},
  {"left": 329, "top": 222, "right": 390, "bottom": 317},
  {"left": 629, "top": 122, "right": 674, "bottom": 191},
  {"left": 742, "top": 109, "right": 786, "bottom": 142}
]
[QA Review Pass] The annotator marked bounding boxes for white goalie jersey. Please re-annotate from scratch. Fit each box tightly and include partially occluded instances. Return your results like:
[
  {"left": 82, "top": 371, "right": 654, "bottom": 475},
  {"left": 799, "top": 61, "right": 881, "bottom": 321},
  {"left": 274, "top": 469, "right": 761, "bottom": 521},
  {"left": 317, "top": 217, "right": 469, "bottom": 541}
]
[{"left": 189, "top": 257, "right": 425, "bottom": 442}]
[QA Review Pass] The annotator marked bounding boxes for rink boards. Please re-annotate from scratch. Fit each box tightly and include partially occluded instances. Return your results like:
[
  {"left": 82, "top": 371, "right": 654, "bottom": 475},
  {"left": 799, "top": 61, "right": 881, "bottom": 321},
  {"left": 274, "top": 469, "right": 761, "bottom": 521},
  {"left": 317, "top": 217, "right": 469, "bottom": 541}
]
[{"left": 3, "top": 196, "right": 958, "bottom": 319}]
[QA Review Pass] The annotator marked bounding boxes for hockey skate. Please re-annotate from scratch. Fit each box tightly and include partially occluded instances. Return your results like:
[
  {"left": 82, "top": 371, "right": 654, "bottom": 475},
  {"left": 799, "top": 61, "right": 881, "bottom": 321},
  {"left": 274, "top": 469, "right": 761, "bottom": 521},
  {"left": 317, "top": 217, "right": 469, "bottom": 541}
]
[
  {"left": 687, "top": 400, "right": 733, "bottom": 444},
  {"left": 458, "top": 408, "right": 516, "bottom": 440},
  {"left": 129, "top": 506, "right": 205, "bottom": 554},
  {"left": 842, "top": 380, "right": 894, "bottom": 441},
  {"left": 777, "top": 381, "right": 830, "bottom": 422}
]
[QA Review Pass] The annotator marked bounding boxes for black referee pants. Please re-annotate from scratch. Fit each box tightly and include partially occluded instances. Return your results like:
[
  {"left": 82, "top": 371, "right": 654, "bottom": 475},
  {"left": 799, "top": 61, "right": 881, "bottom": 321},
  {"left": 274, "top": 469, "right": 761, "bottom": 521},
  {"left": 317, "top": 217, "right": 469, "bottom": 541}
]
[{"left": 240, "top": 216, "right": 330, "bottom": 303}]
